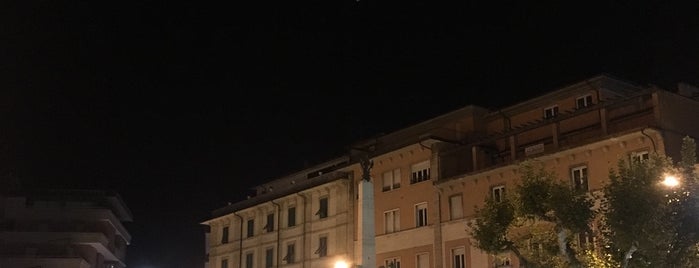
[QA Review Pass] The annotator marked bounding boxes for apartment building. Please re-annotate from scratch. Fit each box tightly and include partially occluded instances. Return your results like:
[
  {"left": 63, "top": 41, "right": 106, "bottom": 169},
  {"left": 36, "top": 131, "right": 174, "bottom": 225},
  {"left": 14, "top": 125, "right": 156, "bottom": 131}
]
[
  {"left": 203, "top": 74, "right": 699, "bottom": 268},
  {"left": 203, "top": 157, "right": 354, "bottom": 268},
  {"left": 0, "top": 189, "right": 133, "bottom": 268}
]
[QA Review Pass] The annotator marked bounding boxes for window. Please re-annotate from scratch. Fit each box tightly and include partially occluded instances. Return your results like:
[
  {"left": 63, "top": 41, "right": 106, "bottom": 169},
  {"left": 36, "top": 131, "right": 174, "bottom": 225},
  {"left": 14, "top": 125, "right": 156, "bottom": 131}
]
[
  {"left": 544, "top": 105, "right": 559, "bottom": 119},
  {"left": 579, "top": 230, "right": 594, "bottom": 249},
  {"left": 382, "top": 168, "right": 401, "bottom": 191},
  {"left": 571, "top": 166, "right": 589, "bottom": 191},
  {"left": 449, "top": 195, "right": 463, "bottom": 220},
  {"left": 264, "top": 213, "right": 274, "bottom": 232},
  {"left": 315, "top": 236, "right": 328, "bottom": 257},
  {"left": 410, "top": 161, "right": 430, "bottom": 184},
  {"left": 246, "top": 219, "right": 254, "bottom": 238},
  {"left": 287, "top": 206, "right": 296, "bottom": 227},
  {"left": 416, "top": 253, "right": 429, "bottom": 268},
  {"left": 283, "top": 243, "right": 295, "bottom": 263},
  {"left": 631, "top": 150, "right": 650, "bottom": 163},
  {"left": 576, "top": 95, "right": 593, "bottom": 109},
  {"left": 265, "top": 248, "right": 274, "bottom": 268},
  {"left": 384, "top": 257, "right": 401, "bottom": 268},
  {"left": 452, "top": 247, "right": 465, "bottom": 268},
  {"left": 384, "top": 209, "right": 400, "bottom": 234},
  {"left": 316, "top": 197, "right": 328, "bottom": 219},
  {"left": 221, "top": 259, "right": 228, "bottom": 268},
  {"left": 221, "top": 226, "right": 229, "bottom": 244},
  {"left": 415, "top": 202, "right": 428, "bottom": 227},
  {"left": 492, "top": 185, "right": 505, "bottom": 203},
  {"left": 495, "top": 255, "right": 512, "bottom": 268},
  {"left": 245, "top": 252, "right": 254, "bottom": 268}
]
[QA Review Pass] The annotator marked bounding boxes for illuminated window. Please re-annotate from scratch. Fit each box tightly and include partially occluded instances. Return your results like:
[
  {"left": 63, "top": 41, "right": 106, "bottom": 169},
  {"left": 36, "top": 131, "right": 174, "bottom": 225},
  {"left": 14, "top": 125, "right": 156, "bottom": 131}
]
[
  {"left": 384, "top": 209, "right": 400, "bottom": 234},
  {"left": 415, "top": 202, "right": 428, "bottom": 227},
  {"left": 571, "top": 166, "right": 588, "bottom": 191},
  {"left": 544, "top": 105, "right": 559, "bottom": 119},
  {"left": 382, "top": 168, "right": 401, "bottom": 191},
  {"left": 452, "top": 247, "right": 465, "bottom": 268},
  {"left": 410, "top": 161, "right": 430, "bottom": 184},
  {"left": 449, "top": 195, "right": 463, "bottom": 220},
  {"left": 576, "top": 95, "right": 593, "bottom": 109}
]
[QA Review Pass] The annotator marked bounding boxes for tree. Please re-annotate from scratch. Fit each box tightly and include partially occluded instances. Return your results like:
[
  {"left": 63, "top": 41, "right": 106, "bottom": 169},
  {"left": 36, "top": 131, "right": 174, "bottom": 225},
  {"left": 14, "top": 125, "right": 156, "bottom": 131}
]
[
  {"left": 600, "top": 136, "right": 699, "bottom": 267},
  {"left": 468, "top": 160, "right": 595, "bottom": 268}
]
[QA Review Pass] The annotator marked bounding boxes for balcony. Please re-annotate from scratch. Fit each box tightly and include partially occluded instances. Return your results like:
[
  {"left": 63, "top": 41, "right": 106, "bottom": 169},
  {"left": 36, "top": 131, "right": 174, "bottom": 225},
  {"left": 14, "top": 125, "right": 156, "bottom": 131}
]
[{"left": 438, "top": 93, "right": 657, "bottom": 179}]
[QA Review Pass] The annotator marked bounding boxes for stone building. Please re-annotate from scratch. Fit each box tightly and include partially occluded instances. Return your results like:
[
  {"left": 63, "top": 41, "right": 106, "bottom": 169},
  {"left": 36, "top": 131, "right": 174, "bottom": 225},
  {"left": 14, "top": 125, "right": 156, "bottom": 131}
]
[{"left": 203, "top": 74, "right": 699, "bottom": 268}]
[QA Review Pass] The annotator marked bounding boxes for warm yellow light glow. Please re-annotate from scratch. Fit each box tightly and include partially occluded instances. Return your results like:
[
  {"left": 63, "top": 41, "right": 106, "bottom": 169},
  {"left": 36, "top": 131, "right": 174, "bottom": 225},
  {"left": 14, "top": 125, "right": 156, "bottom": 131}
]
[
  {"left": 662, "top": 175, "right": 680, "bottom": 187},
  {"left": 334, "top": 260, "right": 349, "bottom": 268}
]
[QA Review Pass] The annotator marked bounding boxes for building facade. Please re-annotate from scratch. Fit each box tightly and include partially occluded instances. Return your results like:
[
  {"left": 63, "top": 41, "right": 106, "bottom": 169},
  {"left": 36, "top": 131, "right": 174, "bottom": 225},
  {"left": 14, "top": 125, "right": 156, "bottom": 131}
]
[
  {"left": 203, "top": 74, "right": 699, "bottom": 268},
  {"left": 0, "top": 189, "right": 133, "bottom": 268}
]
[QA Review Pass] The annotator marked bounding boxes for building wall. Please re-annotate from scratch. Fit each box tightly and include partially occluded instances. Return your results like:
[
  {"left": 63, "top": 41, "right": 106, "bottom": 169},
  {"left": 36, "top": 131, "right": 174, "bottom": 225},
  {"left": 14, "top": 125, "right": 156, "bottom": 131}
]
[
  {"left": 205, "top": 178, "right": 351, "bottom": 268},
  {"left": 204, "top": 75, "right": 699, "bottom": 268},
  {"left": 0, "top": 191, "right": 132, "bottom": 268}
]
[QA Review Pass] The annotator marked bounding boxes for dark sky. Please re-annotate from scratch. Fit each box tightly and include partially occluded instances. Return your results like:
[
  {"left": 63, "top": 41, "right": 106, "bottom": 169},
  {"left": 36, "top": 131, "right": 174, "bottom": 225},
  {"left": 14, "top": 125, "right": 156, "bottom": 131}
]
[{"left": 2, "top": 1, "right": 699, "bottom": 267}]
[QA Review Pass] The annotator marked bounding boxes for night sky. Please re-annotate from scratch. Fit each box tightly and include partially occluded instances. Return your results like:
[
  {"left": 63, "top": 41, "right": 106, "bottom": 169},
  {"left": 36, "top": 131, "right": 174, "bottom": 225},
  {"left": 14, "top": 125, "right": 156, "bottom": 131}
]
[{"left": 3, "top": 1, "right": 699, "bottom": 267}]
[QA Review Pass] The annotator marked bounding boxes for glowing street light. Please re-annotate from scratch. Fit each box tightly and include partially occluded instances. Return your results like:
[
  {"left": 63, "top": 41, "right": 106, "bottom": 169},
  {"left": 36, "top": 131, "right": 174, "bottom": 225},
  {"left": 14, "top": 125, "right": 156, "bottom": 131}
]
[
  {"left": 662, "top": 174, "right": 680, "bottom": 188},
  {"left": 334, "top": 260, "right": 349, "bottom": 268}
]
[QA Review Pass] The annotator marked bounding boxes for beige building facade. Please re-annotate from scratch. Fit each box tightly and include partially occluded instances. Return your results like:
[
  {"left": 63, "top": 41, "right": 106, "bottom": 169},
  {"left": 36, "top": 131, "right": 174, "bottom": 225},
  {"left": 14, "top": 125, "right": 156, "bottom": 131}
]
[{"left": 203, "top": 74, "right": 699, "bottom": 268}]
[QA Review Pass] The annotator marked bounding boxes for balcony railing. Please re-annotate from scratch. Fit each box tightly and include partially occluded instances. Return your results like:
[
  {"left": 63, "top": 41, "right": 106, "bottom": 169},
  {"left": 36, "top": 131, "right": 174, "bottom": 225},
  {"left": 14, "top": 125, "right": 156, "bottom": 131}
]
[{"left": 438, "top": 93, "right": 658, "bottom": 180}]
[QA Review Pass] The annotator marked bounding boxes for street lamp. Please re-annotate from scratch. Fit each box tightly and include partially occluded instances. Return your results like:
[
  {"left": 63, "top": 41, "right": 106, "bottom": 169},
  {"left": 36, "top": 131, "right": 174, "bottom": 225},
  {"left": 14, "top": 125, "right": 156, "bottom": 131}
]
[
  {"left": 334, "top": 260, "right": 349, "bottom": 268},
  {"left": 662, "top": 174, "right": 680, "bottom": 188}
]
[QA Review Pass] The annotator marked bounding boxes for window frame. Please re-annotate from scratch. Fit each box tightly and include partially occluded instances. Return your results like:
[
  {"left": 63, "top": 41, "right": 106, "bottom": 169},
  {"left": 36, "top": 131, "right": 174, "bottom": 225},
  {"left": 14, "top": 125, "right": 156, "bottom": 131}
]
[
  {"left": 265, "top": 247, "right": 274, "bottom": 268},
  {"left": 571, "top": 165, "right": 589, "bottom": 191},
  {"left": 415, "top": 202, "right": 428, "bottom": 227},
  {"left": 576, "top": 94, "right": 593, "bottom": 109},
  {"left": 383, "top": 208, "right": 400, "bottom": 234},
  {"left": 264, "top": 213, "right": 274, "bottom": 233},
  {"left": 452, "top": 247, "right": 466, "bottom": 268},
  {"left": 245, "top": 252, "right": 254, "bottom": 268},
  {"left": 631, "top": 150, "right": 650, "bottom": 163},
  {"left": 416, "top": 252, "right": 429, "bottom": 268},
  {"left": 382, "top": 168, "right": 402, "bottom": 192},
  {"left": 221, "top": 226, "right": 229, "bottom": 244},
  {"left": 315, "top": 235, "right": 328, "bottom": 257},
  {"left": 384, "top": 257, "right": 401, "bottom": 268},
  {"left": 316, "top": 196, "right": 329, "bottom": 219},
  {"left": 287, "top": 206, "right": 296, "bottom": 227},
  {"left": 283, "top": 242, "right": 296, "bottom": 264},
  {"left": 544, "top": 105, "right": 559, "bottom": 119},
  {"left": 492, "top": 185, "right": 506, "bottom": 203},
  {"left": 410, "top": 161, "right": 431, "bottom": 184},
  {"left": 246, "top": 218, "right": 255, "bottom": 238},
  {"left": 449, "top": 194, "right": 463, "bottom": 220}
]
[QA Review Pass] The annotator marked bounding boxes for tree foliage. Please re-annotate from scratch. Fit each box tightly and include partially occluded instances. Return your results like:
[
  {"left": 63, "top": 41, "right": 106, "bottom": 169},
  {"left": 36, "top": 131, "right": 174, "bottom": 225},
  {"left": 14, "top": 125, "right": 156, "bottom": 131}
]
[
  {"left": 468, "top": 160, "right": 595, "bottom": 268},
  {"left": 600, "top": 136, "right": 699, "bottom": 267}
]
